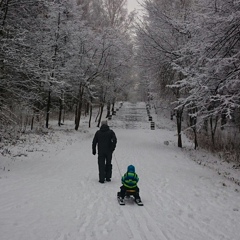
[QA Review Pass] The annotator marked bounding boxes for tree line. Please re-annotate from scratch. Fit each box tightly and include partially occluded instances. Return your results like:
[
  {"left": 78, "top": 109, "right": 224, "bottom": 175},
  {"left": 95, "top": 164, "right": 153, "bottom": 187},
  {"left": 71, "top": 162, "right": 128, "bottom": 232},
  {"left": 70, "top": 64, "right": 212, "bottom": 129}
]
[
  {"left": 1, "top": 0, "right": 240, "bottom": 163},
  {"left": 0, "top": 0, "right": 135, "bottom": 136},
  {"left": 135, "top": 0, "right": 240, "bottom": 161}
]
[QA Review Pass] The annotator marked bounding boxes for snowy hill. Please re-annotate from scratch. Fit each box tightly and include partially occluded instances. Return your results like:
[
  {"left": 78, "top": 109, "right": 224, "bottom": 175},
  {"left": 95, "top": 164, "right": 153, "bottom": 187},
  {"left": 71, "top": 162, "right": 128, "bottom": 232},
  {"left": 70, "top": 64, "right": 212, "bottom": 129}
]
[{"left": 0, "top": 102, "right": 240, "bottom": 240}]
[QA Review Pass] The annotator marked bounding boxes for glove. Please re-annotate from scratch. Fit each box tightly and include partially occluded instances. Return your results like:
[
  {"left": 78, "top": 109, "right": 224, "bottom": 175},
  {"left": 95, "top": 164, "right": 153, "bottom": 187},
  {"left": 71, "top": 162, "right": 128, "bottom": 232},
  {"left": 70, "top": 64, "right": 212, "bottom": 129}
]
[{"left": 92, "top": 149, "right": 96, "bottom": 155}]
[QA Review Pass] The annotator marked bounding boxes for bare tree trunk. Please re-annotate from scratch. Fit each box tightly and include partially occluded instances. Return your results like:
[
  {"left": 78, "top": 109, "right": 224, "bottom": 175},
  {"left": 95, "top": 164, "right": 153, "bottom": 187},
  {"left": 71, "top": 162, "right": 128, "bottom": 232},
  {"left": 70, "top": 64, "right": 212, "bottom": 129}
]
[
  {"left": 89, "top": 106, "right": 92, "bottom": 128},
  {"left": 95, "top": 106, "right": 100, "bottom": 122},
  {"left": 210, "top": 115, "right": 218, "bottom": 146},
  {"left": 75, "top": 84, "right": 84, "bottom": 130},
  {"left": 106, "top": 101, "right": 111, "bottom": 118},
  {"left": 62, "top": 107, "right": 65, "bottom": 123},
  {"left": 75, "top": 105, "right": 77, "bottom": 125},
  {"left": 111, "top": 101, "right": 115, "bottom": 115},
  {"left": 194, "top": 128, "right": 198, "bottom": 149},
  {"left": 189, "top": 106, "right": 198, "bottom": 150},
  {"left": 31, "top": 116, "right": 34, "bottom": 130},
  {"left": 46, "top": 10, "right": 61, "bottom": 128},
  {"left": 97, "top": 104, "right": 104, "bottom": 127},
  {"left": 75, "top": 100, "right": 82, "bottom": 130},
  {"left": 176, "top": 108, "right": 184, "bottom": 148},
  {"left": 221, "top": 113, "right": 227, "bottom": 130},
  {"left": 190, "top": 116, "right": 198, "bottom": 149},
  {"left": 58, "top": 95, "right": 63, "bottom": 126},
  {"left": 46, "top": 87, "right": 51, "bottom": 128},
  {"left": 89, "top": 99, "right": 93, "bottom": 128}
]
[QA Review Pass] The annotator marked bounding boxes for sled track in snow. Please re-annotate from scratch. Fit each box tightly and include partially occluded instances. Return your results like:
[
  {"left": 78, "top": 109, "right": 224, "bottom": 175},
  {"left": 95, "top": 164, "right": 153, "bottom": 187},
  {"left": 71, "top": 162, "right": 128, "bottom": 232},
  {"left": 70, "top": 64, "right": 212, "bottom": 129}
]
[
  {"left": 138, "top": 207, "right": 169, "bottom": 240},
  {"left": 120, "top": 206, "right": 169, "bottom": 240}
]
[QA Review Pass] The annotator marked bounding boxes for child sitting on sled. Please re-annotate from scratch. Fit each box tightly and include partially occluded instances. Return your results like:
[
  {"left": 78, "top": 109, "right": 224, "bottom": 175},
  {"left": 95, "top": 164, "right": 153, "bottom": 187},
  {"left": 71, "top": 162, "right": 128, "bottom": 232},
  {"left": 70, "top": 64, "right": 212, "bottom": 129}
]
[{"left": 118, "top": 165, "right": 142, "bottom": 204}]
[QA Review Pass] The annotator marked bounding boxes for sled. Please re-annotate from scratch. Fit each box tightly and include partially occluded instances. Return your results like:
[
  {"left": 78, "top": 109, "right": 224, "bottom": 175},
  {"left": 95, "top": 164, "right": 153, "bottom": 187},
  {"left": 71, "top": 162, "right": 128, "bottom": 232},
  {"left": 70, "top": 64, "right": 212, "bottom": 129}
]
[{"left": 117, "top": 190, "right": 144, "bottom": 206}]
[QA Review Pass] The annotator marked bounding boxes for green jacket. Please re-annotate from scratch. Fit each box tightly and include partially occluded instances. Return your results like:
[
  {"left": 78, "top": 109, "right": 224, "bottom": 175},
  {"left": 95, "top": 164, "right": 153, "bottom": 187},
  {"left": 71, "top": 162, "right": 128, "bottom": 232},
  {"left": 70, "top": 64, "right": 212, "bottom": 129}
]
[{"left": 121, "top": 172, "right": 139, "bottom": 188}]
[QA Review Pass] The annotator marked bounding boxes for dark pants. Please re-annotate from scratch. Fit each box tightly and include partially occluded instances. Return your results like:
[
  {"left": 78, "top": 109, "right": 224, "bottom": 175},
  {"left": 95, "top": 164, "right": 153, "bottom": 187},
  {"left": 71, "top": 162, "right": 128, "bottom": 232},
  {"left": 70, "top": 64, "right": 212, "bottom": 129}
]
[
  {"left": 98, "top": 152, "right": 112, "bottom": 182},
  {"left": 120, "top": 185, "right": 140, "bottom": 200}
]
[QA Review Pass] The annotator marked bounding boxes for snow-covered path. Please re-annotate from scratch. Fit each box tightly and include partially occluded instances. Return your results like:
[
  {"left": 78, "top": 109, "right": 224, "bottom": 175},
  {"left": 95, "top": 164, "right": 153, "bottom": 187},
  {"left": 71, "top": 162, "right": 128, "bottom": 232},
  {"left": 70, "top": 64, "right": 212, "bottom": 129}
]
[{"left": 1, "top": 102, "right": 240, "bottom": 240}]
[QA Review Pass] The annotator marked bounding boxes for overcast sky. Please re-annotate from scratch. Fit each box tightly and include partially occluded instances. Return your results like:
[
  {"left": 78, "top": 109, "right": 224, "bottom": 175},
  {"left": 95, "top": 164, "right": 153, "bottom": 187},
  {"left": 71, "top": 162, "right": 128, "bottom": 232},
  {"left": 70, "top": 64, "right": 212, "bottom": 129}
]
[{"left": 127, "top": 0, "right": 143, "bottom": 13}]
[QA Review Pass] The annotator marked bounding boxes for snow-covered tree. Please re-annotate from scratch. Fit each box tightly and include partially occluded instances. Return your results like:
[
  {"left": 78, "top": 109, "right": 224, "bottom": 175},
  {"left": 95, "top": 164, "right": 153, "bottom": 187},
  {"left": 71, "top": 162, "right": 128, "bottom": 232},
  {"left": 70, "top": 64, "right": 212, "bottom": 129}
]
[
  {"left": 135, "top": 0, "right": 192, "bottom": 147},
  {"left": 169, "top": 0, "right": 240, "bottom": 146},
  {"left": 136, "top": 0, "right": 240, "bottom": 150},
  {"left": 0, "top": 0, "right": 48, "bottom": 129}
]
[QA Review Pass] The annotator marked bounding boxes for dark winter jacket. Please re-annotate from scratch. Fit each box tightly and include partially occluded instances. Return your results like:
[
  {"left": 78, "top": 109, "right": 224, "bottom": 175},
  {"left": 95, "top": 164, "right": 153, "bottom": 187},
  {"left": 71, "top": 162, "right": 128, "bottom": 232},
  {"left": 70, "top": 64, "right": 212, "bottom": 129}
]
[
  {"left": 121, "top": 165, "right": 139, "bottom": 189},
  {"left": 92, "top": 124, "right": 117, "bottom": 155}
]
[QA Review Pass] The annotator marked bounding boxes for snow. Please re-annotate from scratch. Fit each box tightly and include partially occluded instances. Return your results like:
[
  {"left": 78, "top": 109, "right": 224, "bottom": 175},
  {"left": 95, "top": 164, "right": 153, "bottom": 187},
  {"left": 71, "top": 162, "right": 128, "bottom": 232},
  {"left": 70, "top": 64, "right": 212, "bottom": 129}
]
[{"left": 1, "top": 102, "right": 240, "bottom": 240}]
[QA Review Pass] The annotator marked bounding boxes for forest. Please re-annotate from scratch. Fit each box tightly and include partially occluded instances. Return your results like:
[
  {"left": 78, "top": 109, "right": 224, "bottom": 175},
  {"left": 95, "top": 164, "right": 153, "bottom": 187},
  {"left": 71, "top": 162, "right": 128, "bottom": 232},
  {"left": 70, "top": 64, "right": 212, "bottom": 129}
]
[{"left": 0, "top": 0, "right": 240, "bottom": 165}]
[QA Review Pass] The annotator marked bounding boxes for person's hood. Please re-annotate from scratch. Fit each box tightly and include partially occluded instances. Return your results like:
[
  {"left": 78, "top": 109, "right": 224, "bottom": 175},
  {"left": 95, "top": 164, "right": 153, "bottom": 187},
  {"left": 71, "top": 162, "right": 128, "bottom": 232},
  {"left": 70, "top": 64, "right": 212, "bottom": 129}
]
[
  {"left": 127, "top": 165, "right": 135, "bottom": 173},
  {"left": 101, "top": 120, "right": 108, "bottom": 125},
  {"left": 100, "top": 124, "right": 109, "bottom": 132}
]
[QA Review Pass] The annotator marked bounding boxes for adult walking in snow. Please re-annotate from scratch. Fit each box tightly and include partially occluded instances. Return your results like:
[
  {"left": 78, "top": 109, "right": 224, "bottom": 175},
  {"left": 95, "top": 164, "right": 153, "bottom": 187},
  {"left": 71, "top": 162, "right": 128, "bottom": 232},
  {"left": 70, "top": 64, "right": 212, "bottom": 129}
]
[{"left": 92, "top": 120, "right": 117, "bottom": 183}]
